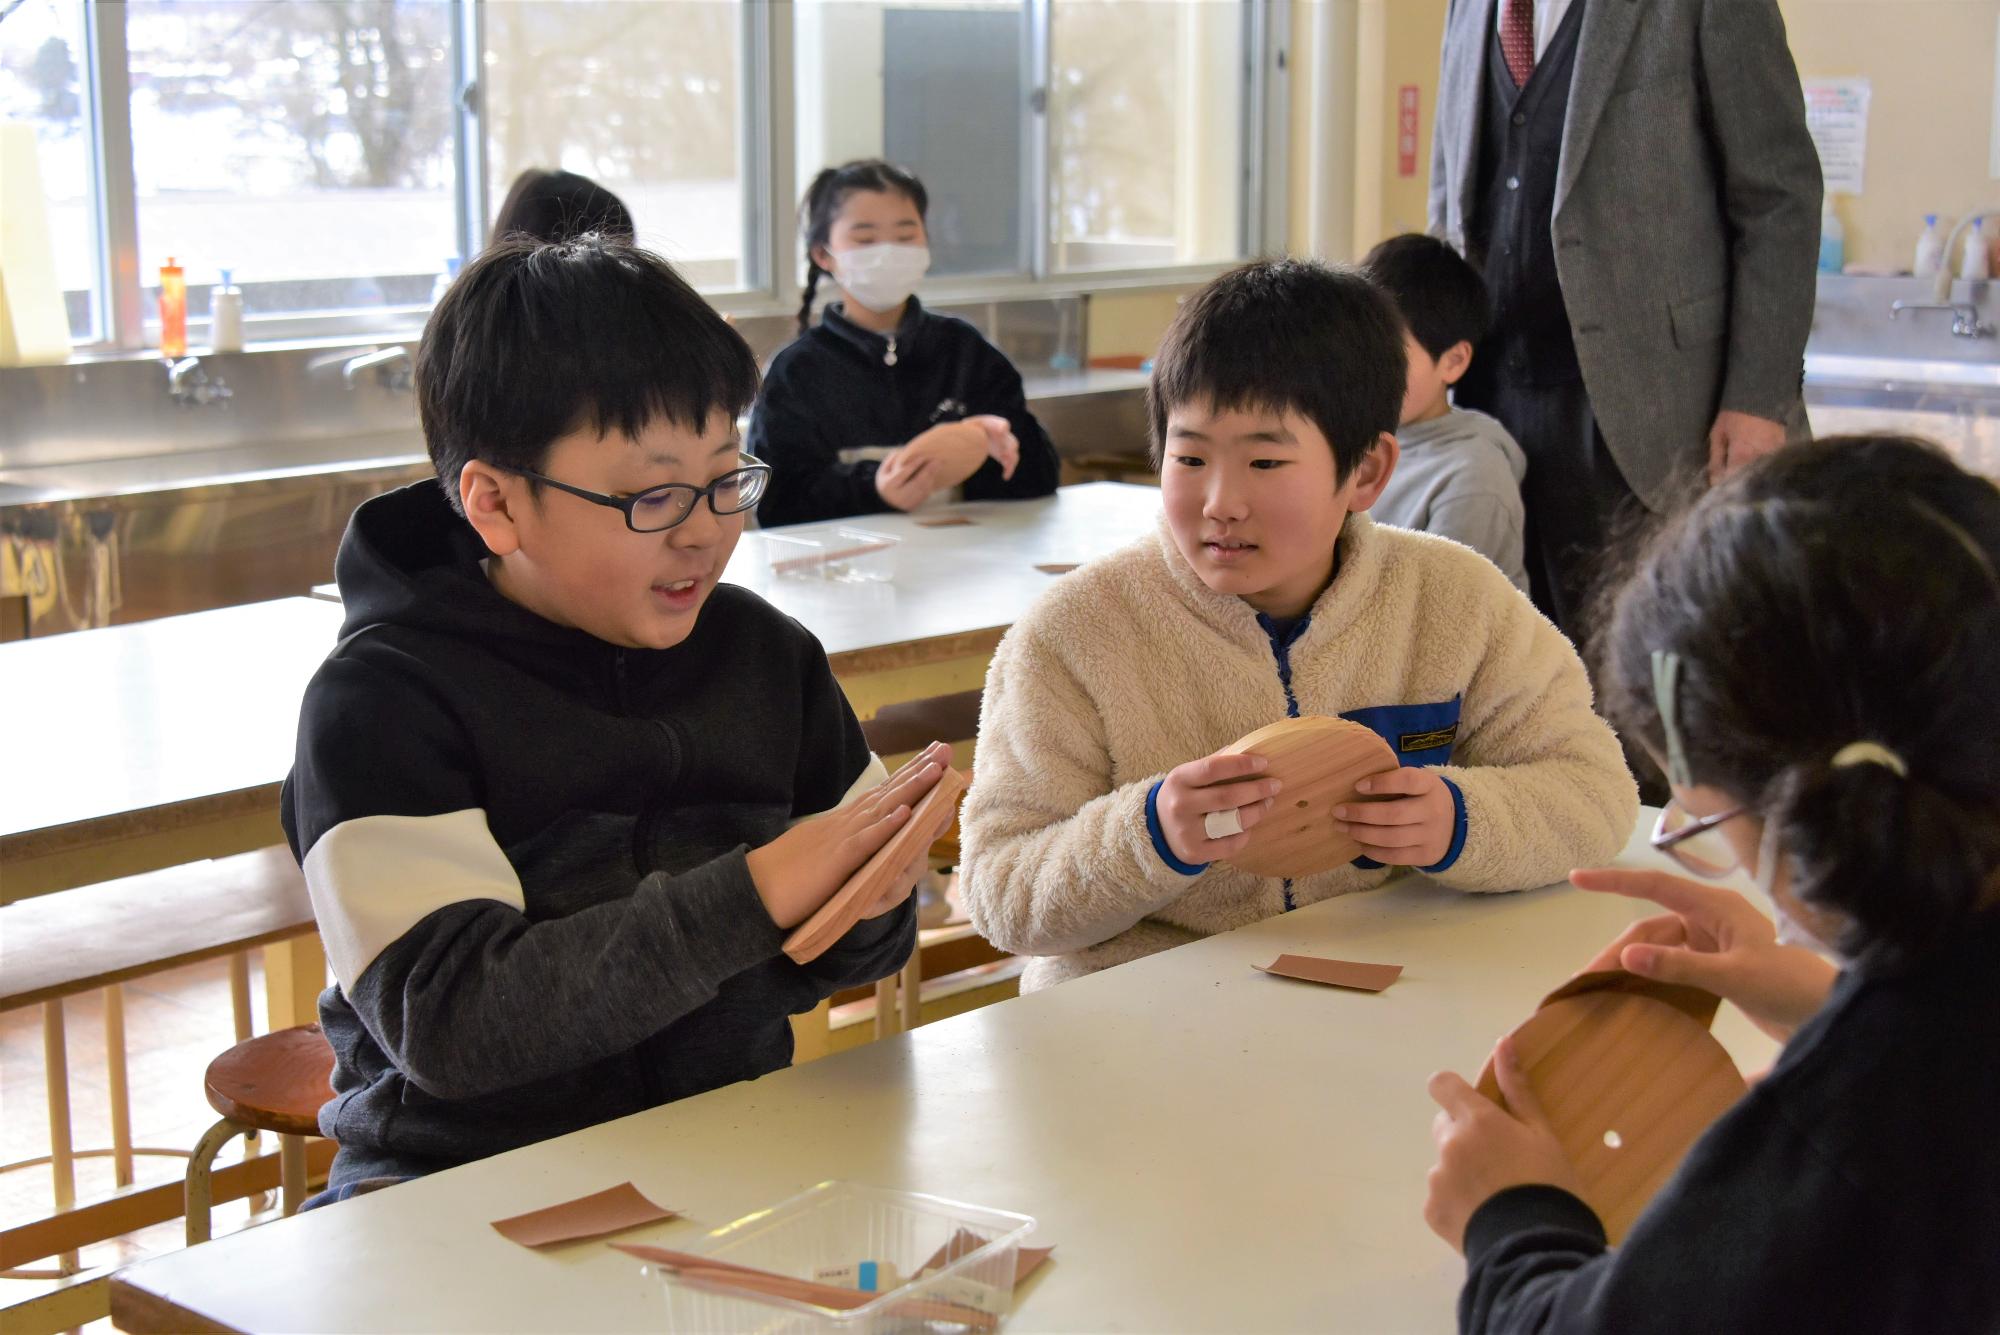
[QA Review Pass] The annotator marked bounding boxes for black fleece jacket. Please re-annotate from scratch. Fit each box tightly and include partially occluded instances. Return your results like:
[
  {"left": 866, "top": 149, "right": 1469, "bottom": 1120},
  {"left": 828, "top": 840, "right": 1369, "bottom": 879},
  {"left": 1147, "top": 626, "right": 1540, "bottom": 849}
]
[
  {"left": 281, "top": 481, "right": 914, "bottom": 1188},
  {"left": 746, "top": 298, "right": 1060, "bottom": 527},
  {"left": 1457, "top": 909, "right": 2000, "bottom": 1333}
]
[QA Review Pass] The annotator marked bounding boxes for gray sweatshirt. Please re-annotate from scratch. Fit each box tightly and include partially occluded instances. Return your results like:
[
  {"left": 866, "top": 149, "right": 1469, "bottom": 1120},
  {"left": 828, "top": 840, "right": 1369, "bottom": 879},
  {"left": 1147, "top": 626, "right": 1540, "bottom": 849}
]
[{"left": 1373, "top": 407, "right": 1529, "bottom": 593}]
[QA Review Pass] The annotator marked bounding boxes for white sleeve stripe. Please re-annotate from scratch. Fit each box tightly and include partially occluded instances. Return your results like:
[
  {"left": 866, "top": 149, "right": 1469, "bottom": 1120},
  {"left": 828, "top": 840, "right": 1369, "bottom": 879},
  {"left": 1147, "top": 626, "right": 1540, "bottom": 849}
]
[
  {"left": 301, "top": 809, "right": 525, "bottom": 990},
  {"left": 787, "top": 753, "right": 889, "bottom": 828}
]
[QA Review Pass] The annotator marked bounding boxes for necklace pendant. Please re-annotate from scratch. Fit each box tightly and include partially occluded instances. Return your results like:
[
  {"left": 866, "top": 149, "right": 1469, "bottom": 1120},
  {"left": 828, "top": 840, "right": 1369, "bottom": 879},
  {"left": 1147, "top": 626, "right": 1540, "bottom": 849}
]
[{"left": 884, "top": 337, "right": 897, "bottom": 367}]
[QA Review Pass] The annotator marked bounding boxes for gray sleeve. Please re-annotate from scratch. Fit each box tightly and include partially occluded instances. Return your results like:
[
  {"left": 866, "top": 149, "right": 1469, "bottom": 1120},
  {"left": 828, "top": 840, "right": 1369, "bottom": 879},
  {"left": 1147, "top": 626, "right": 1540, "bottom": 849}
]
[
  {"left": 1427, "top": 492, "right": 1529, "bottom": 595},
  {"left": 1696, "top": 0, "right": 1823, "bottom": 423},
  {"left": 345, "top": 850, "right": 785, "bottom": 1101}
]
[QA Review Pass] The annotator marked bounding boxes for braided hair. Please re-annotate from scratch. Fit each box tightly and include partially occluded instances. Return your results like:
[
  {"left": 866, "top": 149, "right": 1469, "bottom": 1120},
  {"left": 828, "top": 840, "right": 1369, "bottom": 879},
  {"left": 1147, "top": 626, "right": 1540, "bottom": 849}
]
[{"left": 796, "top": 159, "right": 930, "bottom": 335}]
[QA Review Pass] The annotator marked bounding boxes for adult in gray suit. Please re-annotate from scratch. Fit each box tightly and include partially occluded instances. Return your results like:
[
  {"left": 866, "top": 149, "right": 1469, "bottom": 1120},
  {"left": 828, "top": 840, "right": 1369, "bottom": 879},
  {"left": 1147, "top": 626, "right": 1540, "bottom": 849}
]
[{"left": 1429, "top": 0, "right": 1821, "bottom": 635}]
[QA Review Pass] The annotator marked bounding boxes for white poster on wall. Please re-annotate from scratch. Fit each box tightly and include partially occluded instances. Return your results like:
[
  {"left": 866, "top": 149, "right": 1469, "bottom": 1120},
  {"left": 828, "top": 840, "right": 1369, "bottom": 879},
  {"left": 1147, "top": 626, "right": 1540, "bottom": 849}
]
[
  {"left": 1991, "top": 14, "right": 1999, "bottom": 178},
  {"left": 1804, "top": 78, "right": 1871, "bottom": 195}
]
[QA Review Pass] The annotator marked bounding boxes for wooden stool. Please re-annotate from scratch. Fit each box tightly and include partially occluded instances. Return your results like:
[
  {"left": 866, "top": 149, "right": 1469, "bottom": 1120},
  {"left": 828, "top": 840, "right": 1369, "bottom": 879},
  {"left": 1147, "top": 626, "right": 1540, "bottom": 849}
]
[
  {"left": 185, "top": 1023, "right": 335, "bottom": 1244},
  {"left": 0, "top": 847, "right": 319, "bottom": 1278}
]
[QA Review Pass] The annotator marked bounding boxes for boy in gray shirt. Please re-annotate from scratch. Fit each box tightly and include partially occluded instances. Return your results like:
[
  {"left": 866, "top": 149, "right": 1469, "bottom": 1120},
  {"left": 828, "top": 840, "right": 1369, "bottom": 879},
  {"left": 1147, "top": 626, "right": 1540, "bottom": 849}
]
[{"left": 1363, "top": 235, "right": 1529, "bottom": 593}]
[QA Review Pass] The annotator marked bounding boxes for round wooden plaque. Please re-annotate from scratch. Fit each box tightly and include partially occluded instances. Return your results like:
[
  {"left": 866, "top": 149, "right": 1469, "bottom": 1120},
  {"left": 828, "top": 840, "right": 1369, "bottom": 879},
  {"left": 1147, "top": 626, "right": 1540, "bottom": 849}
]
[
  {"left": 1476, "top": 989, "right": 1747, "bottom": 1244},
  {"left": 1217, "top": 715, "right": 1401, "bottom": 878}
]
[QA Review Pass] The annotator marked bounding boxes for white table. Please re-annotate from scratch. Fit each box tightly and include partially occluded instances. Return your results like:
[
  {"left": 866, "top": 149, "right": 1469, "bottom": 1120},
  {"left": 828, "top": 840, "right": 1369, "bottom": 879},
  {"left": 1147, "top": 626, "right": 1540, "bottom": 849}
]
[{"left": 110, "top": 816, "right": 1778, "bottom": 1334}]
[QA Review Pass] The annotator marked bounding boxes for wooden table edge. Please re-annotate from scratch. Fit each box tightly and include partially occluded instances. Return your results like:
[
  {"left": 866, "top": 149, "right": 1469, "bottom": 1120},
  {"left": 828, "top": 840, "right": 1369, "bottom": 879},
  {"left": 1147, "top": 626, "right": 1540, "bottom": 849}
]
[{"left": 109, "top": 1276, "right": 247, "bottom": 1335}]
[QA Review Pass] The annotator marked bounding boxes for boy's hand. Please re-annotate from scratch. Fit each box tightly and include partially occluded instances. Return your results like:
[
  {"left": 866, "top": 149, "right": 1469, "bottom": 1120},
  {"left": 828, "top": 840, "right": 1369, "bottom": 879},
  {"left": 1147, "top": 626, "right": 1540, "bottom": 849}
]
[
  {"left": 1334, "top": 766, "right": 1453, "bottom": 866},
  {"left": 746, "top": 743, "right": 952, "bottom": 930},
  {"left": 1424, "top": 1035, "right": 1583, "bottom": 1254},
  {"left": 969, "top": 414, "right": 1019, "bottom": 480},
  {"left": 1570, "top": 867, "right": 1838, "bottom": 1043},
  {"left": 1155, "top": 751, "right": 1282, "bottom": 867}
]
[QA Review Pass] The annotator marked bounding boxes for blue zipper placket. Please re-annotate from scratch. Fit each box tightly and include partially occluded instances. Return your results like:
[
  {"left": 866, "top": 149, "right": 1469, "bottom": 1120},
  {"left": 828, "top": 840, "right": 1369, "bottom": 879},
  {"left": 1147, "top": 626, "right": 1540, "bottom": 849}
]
[{"left": 1256, "top": 611, "right": 1312, "bottom": 912}]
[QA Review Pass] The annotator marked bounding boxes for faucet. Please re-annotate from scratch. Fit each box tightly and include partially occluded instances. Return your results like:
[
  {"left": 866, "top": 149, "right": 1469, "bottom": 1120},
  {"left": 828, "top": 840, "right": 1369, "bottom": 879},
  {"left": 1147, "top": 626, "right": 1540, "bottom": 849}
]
[
  {"left": 1889, "top": 301, "right": 1994, "bottom": 339},
  {"left": 1928, "top": 211, "right": 1996, "bottom": 301},
  {"left": 165, "top": 356, "right": 233, "bottom": 407},
  {"left": 342, "top": 346, "right": 413, "bottom": 391}
]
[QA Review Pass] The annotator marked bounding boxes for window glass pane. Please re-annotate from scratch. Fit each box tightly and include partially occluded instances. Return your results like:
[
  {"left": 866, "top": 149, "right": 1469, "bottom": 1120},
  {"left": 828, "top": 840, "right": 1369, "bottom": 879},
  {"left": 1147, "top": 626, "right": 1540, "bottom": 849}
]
[
  {"left": 1049, "top": 0, "right": 1245, "bottom": 271},
  {"left": 794, "top": 0, "right": 1028, "bottom": 281},
  {"left": 0, "top": 0, "right": 98, "bottom": 341},
  {"left": 485, "top": 2, "right": 746, "bottom": 292},
  {"left": 127, "top": 0, "right": 456, "bottom": 327}
]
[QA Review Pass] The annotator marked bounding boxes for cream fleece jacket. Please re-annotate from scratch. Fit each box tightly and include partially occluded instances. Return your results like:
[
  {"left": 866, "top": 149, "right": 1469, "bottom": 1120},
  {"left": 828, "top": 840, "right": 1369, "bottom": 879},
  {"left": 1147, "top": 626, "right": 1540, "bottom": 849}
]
[{"left": 959, "top": 511, "right": 1637, "bottom": 991}]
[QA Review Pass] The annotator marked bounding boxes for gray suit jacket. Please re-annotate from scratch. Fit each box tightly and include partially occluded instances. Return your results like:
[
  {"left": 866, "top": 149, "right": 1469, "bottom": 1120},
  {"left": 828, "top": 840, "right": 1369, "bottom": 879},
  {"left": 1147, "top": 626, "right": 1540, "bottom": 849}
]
[{"left": 1429, "top": 0, "right": 1822, "bottom": 510}]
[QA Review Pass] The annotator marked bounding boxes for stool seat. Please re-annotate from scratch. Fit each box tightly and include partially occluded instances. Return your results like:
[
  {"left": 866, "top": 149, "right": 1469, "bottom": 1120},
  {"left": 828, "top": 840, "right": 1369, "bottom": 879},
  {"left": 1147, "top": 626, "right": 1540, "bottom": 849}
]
[{"left": 203, "top": 1023, "right": 334, "bottom": 1138}]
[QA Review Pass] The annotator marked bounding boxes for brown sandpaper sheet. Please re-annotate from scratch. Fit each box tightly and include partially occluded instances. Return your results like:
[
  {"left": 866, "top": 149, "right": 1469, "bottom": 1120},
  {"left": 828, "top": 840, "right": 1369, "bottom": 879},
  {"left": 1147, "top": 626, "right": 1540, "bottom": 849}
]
[
  {"left": 490, "top": 1182, "right": 676, "bottom": 1248},
  {"left": 1255, "top": 953, "right": 1404, "bottom": 993}
]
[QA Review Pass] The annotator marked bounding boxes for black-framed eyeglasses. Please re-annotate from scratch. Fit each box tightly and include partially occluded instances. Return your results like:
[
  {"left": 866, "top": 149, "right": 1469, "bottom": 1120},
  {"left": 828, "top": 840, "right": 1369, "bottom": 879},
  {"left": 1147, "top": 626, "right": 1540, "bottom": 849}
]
[
  {"left": 513, "top": 458, "right": 772, "bottom": 533},
  {"left": 1651, "top": 799, "right": 1749, "bottom": 878}
]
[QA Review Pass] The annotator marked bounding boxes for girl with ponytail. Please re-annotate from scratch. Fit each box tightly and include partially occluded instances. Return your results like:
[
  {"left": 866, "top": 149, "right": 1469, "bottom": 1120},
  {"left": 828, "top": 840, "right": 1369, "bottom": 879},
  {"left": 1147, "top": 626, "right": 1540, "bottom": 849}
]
[
  {"left": 746, "top": 159, "right": 1060, "bottom": 527},
  {"left": 1424, "top": 435, "right": 2000, "bottom": 1332}
]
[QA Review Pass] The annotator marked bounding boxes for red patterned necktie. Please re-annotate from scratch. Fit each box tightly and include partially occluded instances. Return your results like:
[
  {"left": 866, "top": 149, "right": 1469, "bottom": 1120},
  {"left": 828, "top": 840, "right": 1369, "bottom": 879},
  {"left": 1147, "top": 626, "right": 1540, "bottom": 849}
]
[{"left": 1501, "top": 0, "right": 1536, "bottom": 87}]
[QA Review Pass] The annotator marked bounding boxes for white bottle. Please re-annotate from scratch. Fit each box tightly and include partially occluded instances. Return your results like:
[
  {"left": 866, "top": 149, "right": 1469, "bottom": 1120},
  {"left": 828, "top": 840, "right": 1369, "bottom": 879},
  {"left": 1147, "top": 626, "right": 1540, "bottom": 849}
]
[
  {"left": 430, "top": 256, "right": 462, "bottom": 307},
  {"left": 1913, "top": 215, "right": 1945, "bottom": 278},
  {"left": 1960, "top": 219, "right": 1991, "bottom": 282},
  {"left": 210, "top": 267, "right": 244, "bottom": 353}
]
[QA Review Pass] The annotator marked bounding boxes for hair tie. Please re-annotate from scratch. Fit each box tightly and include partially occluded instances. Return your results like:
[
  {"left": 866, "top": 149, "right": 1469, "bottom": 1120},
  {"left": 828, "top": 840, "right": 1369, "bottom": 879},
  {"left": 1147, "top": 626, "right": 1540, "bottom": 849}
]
[{"left": 1831, "top": 741, "right": 1908, "bottom": 778}]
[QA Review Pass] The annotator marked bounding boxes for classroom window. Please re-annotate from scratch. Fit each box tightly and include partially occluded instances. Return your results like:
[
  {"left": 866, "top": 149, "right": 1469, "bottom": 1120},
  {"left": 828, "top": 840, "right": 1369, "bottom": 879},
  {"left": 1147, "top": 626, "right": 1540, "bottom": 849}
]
[
  {"left": 0, "top": 0, "right": 98, "bottom": 341},
  {"left": 125, "top": 0, "right": 458, "bottom": 331},
  {"left": 483, "top": 1, "right": 749, "bottom": 291},
  {"left": 1047, "top": 0, "right": 1248, "bottom": 271},
  {"left": 793, "top": 0, "right": 1032, "bottom": 280}
]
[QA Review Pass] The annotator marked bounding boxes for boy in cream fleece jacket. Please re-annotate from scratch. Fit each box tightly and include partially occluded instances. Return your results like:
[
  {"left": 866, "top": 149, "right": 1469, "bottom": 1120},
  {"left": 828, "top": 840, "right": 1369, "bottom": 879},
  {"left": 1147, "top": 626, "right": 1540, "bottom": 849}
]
[{"left": 959, "top": 259, "right": 1637, "bottom": 991}]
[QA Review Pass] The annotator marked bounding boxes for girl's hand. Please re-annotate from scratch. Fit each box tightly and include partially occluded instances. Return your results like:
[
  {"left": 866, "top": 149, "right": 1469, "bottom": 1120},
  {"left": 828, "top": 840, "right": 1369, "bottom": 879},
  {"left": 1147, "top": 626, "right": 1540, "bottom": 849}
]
[
  {"left": 1424, "top": 1036, "right": 1584, "bottom": 1254},
  {"left": 1570, "top": 868, "right": 1838, "bottom": 1043},
  {"left": 1154, "top": 751, "right": 1281, "bottom": 867},
  {"left": 1333, "top": 766, "right": 1454, "bottom": 867},
  {"left": 875, "top": 450, "right": 940, "bottom": 511},
  {"left": 901, "top": 421, "right": 991, "bottom": 490},
  {"left": 746, "top": 744, "right": 951, "bottom": 928},
  {"left": 969, "top": 414, "right": 1020, "bottom": 480}
]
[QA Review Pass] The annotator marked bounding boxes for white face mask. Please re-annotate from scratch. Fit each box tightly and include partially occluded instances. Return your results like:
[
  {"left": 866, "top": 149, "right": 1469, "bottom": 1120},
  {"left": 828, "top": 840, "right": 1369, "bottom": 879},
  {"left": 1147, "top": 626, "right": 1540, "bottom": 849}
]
[
  {"left": 831, "top": 243, "right": 930, "bottom": 314},
  {"left": 1753, "top": 816, "right": 1845, "bottom": 963}
]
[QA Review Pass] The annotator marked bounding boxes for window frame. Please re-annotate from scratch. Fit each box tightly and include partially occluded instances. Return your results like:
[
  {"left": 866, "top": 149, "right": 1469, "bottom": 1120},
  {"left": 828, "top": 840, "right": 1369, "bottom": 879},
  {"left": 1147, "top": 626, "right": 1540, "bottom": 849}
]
[{"left": 58, "top": 0, "right": 1287, "bottom": 353}]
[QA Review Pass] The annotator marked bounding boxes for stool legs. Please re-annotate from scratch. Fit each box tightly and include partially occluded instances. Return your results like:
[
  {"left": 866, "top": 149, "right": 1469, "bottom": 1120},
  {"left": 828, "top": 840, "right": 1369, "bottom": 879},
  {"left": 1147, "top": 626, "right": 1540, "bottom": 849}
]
[
  {"left": 185, "top": 1118, "right": 241, "bottom": 1246},
  {"left": 41, "top": 1000, "right": 79, "bottom": 1275},
  {"left": 279, "top": 1134, "right": 307, "bottom": 1216},
  {"left": 901, "top": 951, "right": 922, "bottom": 1031},
  {"left": 104, "top": 983, "right": 135, "bottom": 1188}
]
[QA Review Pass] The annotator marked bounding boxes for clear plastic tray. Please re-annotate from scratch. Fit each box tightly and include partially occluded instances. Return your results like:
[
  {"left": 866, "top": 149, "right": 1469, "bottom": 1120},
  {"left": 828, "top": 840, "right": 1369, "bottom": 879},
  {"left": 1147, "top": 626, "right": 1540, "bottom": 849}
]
[
  {"left": 651, "top": 1181, "right": 1035, "bottom": 1333},
  {"left": 763, "top": 526, "right": 901, "bottom": 583}
]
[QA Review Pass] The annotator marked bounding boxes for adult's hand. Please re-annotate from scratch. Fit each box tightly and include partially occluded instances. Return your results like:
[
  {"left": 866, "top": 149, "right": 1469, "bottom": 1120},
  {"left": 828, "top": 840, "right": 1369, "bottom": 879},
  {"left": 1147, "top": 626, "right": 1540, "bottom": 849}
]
[{"left": 1706, "top": 409, "right": 1787, "bottom": 483}]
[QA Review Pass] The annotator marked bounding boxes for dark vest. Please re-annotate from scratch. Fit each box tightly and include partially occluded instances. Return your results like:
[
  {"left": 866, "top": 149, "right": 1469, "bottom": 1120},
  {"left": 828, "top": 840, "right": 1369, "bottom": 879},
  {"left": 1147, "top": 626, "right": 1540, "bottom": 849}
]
[{"left": 1461, "top": 0, "right": 1586, "bottom": 394}]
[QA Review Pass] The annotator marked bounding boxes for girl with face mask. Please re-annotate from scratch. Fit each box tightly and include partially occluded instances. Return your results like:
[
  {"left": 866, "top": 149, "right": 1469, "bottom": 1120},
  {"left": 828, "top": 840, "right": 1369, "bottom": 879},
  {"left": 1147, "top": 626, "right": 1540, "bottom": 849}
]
[
  {"left": 1422, "top": 435, "right": 2000, "bottom": 1333},
  {"left": 746, "top": 160, "right": 1061, "bottom": 527}
]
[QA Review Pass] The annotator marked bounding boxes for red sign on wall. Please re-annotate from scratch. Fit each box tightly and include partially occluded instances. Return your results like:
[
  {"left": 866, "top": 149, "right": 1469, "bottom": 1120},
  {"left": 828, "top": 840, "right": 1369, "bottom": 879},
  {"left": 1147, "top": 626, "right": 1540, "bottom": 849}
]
[{"left": 1398, "top": 85, "right": 1421, "bottom": 177}]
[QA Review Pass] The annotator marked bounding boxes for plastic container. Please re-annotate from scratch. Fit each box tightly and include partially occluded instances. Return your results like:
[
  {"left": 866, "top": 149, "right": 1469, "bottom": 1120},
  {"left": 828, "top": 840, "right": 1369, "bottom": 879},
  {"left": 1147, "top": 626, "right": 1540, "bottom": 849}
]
[
  {"left": 431, "top": 256, "right": 462, "bottom": 307},
  {"left": 764, "top": 525, "right": 901, "bottom": 583},
  {"left": 1914, "top": 214, "right": 1945, "bottom": 278},
  {"left": 158, "top": 257, "right": 186, "bottom": 358},
  {"left": 651, "top": 1181, "right": 1036, "bottom": 1334},
  {"left": 210, "top": 268, "right": 243, "bottom": 353}
]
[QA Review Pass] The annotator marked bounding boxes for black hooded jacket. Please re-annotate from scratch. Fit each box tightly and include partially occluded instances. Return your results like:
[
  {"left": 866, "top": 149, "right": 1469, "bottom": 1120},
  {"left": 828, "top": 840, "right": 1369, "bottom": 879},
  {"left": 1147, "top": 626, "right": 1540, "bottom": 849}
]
[
  {"left": 747, "top": 298, "right": 1060, "bottom": 527},
  {"left": 281, "top": 480, "right": 913, "bottom": 1187}
]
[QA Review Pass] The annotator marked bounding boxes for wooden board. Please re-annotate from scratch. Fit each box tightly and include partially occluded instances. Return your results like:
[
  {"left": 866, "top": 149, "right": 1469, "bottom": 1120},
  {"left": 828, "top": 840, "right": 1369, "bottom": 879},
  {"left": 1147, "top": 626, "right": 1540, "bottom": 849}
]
[
  {"left": 1476, "top": 989, "right": 1746, "bottom": 1244},
  {"left": 783, "top": 767, "right": 969, "bottom": 964},
  {"left": 1217, "top": 716, "right": 1401, "bottom": 878}
]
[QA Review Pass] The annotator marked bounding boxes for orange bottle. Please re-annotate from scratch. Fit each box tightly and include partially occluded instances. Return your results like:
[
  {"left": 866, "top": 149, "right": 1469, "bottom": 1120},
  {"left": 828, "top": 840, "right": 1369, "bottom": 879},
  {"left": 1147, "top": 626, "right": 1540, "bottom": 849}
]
[{"left": 158, "top": 257, "right": 186, "bottom": 358}]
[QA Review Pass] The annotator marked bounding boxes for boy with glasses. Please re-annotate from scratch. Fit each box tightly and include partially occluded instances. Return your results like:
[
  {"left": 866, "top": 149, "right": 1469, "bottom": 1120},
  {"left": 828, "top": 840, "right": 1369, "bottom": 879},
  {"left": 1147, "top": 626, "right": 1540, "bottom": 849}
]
[{"left": 284, "top": 235, "right": 944, "bottom": 1196}]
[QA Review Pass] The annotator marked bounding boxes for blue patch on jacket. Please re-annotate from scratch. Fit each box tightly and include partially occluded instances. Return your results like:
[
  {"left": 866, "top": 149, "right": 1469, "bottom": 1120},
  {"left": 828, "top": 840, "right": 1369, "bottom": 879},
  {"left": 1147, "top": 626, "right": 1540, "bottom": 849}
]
[{"left": 1340, "top": 698, "right": 1462, "bottom": 767}]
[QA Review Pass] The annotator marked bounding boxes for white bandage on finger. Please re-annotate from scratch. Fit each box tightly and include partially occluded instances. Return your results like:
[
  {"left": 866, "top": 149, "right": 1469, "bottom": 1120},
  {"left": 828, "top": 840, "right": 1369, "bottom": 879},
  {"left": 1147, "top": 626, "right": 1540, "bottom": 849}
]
[{"left": 1203, "top": 806, "right": 1245, "bottom": 840}]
